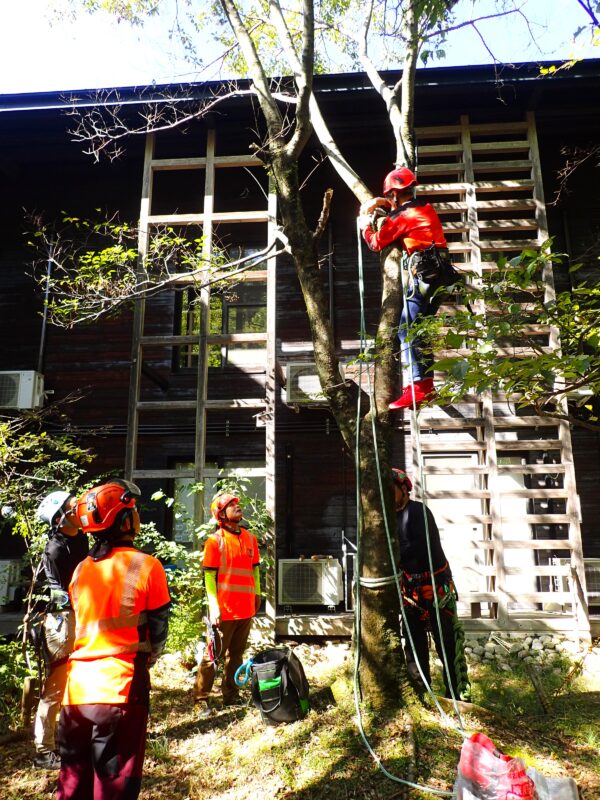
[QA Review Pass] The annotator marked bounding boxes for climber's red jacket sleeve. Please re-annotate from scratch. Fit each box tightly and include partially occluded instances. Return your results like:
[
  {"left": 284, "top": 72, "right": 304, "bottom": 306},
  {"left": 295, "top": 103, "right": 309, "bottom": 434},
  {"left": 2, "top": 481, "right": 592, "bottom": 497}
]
[{"left": 363, "top": 201, "right": 447, "bottom": 255}]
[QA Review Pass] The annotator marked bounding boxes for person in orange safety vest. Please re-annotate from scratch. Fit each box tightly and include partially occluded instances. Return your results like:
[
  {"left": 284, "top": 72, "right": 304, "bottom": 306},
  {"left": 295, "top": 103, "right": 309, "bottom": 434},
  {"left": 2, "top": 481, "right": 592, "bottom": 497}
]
[
  {"left": 56, "top": 479, "right": 171, "bottom": 800},
  {"left": 194, "top": 492, "right": 261, "bottom": 718}
]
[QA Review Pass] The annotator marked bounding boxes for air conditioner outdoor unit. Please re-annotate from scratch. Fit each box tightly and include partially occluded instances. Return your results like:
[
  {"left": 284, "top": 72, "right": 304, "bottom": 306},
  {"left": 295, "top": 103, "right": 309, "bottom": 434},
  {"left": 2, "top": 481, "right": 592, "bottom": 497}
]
[
  {"left": 0, "top": 371, "right": 44, "bottom": 410},
  {"left": 548, "top": 557, "right": 600, "bottom": 611},
  {"left": 278, "top": 558, "right": 343, "bottom": 606},
  {"left": 583, "top": 558, "right": 600, "bottom": 606}
]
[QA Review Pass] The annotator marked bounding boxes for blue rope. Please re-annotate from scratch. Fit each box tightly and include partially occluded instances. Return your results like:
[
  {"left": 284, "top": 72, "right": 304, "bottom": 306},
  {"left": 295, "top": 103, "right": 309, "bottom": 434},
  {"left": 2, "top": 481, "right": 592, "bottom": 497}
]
[{"left": 234, "top": 658, "right": 253, "bottom": 687}]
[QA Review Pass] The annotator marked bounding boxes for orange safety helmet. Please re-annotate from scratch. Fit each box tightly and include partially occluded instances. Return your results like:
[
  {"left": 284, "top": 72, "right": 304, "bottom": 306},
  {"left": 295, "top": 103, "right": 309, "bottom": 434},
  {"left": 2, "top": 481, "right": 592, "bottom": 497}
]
[
  {"left": 392, "top": 468, "right": 413, "bottom": 492},
  {"left": 76, "top": 479, "right": 141, "bottom": 535},
  {"left": 383, "top": 167, "right": 417, "bottom": 195},
  {"left": 210, "top": 492, "right": 239, "bottom": 522}
]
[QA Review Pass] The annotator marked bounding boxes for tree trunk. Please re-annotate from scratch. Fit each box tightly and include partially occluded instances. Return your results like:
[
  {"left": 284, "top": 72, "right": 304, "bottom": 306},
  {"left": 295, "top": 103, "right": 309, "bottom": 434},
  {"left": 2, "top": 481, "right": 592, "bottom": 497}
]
[
  {"left": 356, "top": 416, "right": 405, "bottom": 707},
  {"left": 239, "top": 15, "right": 408, "bottom": 695}
]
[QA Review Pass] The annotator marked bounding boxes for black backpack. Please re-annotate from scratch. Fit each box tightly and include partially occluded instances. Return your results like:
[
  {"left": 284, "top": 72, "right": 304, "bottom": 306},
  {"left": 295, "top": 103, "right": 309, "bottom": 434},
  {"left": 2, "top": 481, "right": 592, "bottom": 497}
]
[{"left": 250, "top": 646, "right": 310, "bottom": 726}]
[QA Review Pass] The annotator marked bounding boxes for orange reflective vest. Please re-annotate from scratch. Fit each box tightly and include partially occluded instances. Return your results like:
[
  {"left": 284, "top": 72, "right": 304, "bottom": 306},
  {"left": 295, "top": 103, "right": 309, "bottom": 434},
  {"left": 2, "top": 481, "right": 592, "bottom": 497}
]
[
  {"left": 203, "top": 527, "right": 259, "bottom": 621},
  {"left": 64, "top": 547, "right": 171, "bottom": 705}
]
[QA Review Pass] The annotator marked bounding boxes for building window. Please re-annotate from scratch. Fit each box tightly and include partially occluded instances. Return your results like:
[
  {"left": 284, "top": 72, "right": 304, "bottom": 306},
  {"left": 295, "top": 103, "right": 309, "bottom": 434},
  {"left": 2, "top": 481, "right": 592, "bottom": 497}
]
[
  {"left": 173, "top": 460, "right": 266, "bottom": 543},
  {"left": 176, "top": 246, "right": 266, "bottom": 369}
]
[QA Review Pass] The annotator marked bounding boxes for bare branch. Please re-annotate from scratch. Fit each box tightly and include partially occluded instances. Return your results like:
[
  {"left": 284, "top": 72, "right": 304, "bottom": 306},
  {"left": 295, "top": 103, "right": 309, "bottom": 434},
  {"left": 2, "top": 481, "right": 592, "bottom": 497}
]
[
  {"left": 65, "top": 84, "right": 287, "bottom": 162},
  {"left": 576, "top": 0, "right": 600, "bottom": 26},
  {"left": 553, "top": 143, "right": 600, "bottom": 204},
  {"left": 29, "top": 213, "right": 290, "bottom": 328},
  {"left": 313, "top": 188, "right": 334, "bottom": 243},
  {"left": 219, "top": 0, "right": 284, "bottom": 140},
  {"left": 419, "top": 6, "right": 526, "bottom": 44},
  {"left": 269, "top": 0, "right": 371, "bottom": 200}
]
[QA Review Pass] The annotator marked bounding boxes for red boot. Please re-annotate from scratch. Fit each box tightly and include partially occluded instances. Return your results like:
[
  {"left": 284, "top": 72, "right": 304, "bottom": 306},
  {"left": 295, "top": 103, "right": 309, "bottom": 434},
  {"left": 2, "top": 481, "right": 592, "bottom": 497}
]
[{"left": 388, "top": 378, "right": 435, "bottom": 410}]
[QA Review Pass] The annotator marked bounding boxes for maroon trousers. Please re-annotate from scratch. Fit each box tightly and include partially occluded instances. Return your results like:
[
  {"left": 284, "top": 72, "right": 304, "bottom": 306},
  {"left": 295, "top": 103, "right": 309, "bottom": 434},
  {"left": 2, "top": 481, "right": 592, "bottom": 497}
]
[{"left": 56, "top": 703, "right": 148, "bottom": 800}]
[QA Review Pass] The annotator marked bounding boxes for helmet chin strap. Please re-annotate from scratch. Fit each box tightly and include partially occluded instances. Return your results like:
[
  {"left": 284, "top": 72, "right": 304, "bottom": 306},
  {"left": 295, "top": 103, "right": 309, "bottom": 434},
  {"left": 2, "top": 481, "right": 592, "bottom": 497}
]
[
  {"left": 219, "top": 514, "right": 241, "bottom": 534},
  {"left": 89, "top": 509, "right": 136, "bottom": 561}
]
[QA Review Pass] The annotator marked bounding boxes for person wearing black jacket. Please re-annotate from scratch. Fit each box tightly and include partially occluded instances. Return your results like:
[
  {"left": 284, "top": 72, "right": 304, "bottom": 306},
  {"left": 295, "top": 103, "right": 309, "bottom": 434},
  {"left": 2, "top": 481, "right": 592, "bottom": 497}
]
[
  {"left": 32, "top": 491, "right": 88, "bottom": 769},
  {"left": 393, "top": 468, "right": 470, "bottom": 701}
]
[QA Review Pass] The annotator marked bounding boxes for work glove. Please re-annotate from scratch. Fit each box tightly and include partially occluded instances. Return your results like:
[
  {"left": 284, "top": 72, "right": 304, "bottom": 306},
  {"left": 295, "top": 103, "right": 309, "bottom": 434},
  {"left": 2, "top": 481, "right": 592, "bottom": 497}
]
[
  {"left": 358, "top": 214, "right": 372, "bottom": 231},
  {"left": 49, "top": 588, "right": 70, "bottom": 609},
  {"left": 208, "top": 600, "right": 221, "bottom": 627},
  {"left": 360, "top": 197, "right": 391, "bottom": 215}
]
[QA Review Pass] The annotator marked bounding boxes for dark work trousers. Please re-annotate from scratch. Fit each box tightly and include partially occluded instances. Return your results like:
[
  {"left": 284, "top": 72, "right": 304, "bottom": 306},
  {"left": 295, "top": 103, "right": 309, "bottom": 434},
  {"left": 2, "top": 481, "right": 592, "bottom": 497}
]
[
  {"left": 56, "top": 703, "right": 148, "bottom": 800},
  {"left": 194, "top": 616, "right": 253, "bottom": 702},
  {"left": 399, "top": 280, "right": 441, "bottom": 381},
  {"left": 402, "top": 601, "right": 459, "bottom": 697}
]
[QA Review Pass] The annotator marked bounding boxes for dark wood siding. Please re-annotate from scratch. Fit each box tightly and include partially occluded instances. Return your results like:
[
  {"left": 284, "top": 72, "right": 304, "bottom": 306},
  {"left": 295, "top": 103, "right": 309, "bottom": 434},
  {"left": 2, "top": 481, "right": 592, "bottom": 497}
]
[{"left": 0, "top": 63, "right": 599, "bottom": 566}]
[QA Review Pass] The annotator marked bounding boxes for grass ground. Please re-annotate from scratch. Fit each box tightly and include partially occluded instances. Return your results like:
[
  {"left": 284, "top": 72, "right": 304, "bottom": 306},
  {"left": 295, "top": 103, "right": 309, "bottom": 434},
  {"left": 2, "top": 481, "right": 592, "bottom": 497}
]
[{"left": 2, "top": 639, "right": 599, "bottom": 800}]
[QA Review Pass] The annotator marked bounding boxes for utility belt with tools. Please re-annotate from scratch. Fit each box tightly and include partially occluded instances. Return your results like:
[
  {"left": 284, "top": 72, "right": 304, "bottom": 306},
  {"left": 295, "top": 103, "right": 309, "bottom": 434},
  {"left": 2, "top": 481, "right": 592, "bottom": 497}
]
[{"left": 409, "top": 244, "right": 461, "bottom": 287}]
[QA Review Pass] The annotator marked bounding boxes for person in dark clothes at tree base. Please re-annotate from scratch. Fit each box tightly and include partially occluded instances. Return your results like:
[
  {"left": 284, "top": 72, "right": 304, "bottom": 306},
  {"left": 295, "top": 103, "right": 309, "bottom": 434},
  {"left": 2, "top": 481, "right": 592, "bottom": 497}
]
[
  {"left": 32, "top": 491, "right": 89, "bottom": 770},
  {"left": 393, "top": 468, "right": 471, "bottom": 701},
  {"left": 360, "top": 167, "right": 456, "bottom": 411}
]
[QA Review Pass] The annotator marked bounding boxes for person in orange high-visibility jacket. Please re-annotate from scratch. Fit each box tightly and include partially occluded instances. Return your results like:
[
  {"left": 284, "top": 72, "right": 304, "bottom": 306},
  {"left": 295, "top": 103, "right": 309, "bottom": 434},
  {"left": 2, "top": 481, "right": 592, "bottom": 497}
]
[
  {"left": 56, "top": 480, "right": 171, "bottom": 800},
  {"left": 194, "top": 492, "right": 261, "bottom": 717}
]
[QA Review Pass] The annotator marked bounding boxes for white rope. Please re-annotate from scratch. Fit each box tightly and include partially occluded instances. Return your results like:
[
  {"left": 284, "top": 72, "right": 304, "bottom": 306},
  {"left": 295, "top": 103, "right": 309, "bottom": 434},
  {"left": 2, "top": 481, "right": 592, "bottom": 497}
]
[
  {"left": 399, "top": 249, "right": 468, "bottom": 726},
  {"left": 352, "top": 217, "right": 461, "bottom": 797}
]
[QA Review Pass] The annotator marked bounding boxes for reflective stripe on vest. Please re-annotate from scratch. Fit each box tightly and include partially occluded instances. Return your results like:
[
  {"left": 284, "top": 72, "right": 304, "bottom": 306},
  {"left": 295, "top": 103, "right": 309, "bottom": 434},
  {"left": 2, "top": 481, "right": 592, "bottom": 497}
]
[
  {"left": 70, "top": 550, "right": 154, "bottom": 657},
  {"left": 214, "top": 530, "right": 256, "bottom": 603}
]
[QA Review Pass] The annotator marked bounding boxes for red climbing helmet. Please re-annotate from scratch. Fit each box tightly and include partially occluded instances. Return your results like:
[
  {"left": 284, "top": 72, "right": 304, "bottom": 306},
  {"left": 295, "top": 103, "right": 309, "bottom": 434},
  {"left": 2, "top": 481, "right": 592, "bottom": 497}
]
[
  {"left": 75, "top": 479, "right": 140, "bottom": 535},
  {"left": 383, "top": 167, "right": 417, "bottom": 195},
  {"left": 392, "top": 468, "right": 413, "bottom": 492},
  {"left": 210, "top": 492, "right": 239, "bottom": 522}
]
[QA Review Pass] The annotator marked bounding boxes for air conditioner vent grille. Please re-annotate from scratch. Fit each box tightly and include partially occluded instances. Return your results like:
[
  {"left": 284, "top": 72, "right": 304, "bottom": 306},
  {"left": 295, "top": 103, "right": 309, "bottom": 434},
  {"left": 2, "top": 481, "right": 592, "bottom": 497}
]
[
  {"left": 277, "top": 558, "right": 343, "bottom": 605},
  {"left": 0, "top": 374, "right": 19, "bottom": 407},
  {"left": 584, "top": 559, "right": 600, "bottom": 596},
  {"left": 0, "top": 371, "right": 44, "bottom": 409},
  {"left": 282, "top": 563, "right": 319, "bottom": 602}
]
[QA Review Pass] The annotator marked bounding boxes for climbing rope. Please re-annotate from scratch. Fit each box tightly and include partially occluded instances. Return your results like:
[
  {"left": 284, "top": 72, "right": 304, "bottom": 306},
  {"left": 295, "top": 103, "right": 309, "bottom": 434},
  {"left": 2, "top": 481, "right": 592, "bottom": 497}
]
[
  {"left": 350, "top": 217, "right": 465, "bottom": 797},
  {"left": 399, "top": 251, "right": 471, "bottom": 711},
  {"left": 234, "top": 658, "right": 253, "bottom": 688}
]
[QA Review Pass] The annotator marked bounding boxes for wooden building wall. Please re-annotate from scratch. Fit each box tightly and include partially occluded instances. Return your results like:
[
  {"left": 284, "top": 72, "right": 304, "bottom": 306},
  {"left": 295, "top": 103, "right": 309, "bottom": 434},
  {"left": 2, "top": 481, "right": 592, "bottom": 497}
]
[{"left": 0, "top": 63, "right": 599, "bottom": 570}]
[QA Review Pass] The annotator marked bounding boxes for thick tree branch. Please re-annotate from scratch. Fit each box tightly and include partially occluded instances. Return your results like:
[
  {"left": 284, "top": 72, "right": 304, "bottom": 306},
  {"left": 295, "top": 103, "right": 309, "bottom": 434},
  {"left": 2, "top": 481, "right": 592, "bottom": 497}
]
[
  {"left": 219, "top": 0, "right": 284, "bottom": 138},
  {"left": 270, "top": 0, "right": 371, "bottom": 200},
  {"left": 576, "top": 0, "right": 600, "bottom": 26}
]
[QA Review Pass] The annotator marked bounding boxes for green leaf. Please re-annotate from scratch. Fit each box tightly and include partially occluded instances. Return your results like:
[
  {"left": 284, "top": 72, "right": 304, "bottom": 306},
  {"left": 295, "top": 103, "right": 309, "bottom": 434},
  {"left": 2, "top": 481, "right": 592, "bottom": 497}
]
[
  {"left": 445, "top": 331, "right": 464, "bottom": 349},
  {"left": 449, "top": 360, "right": 470, "bottom": 380}
]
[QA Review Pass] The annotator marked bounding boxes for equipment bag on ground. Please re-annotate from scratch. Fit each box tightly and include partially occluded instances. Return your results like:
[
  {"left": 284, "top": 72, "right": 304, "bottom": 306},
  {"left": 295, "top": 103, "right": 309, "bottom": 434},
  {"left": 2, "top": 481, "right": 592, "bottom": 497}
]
[{"left": 250, "top": 646, "right": 310, "bottom": 726}]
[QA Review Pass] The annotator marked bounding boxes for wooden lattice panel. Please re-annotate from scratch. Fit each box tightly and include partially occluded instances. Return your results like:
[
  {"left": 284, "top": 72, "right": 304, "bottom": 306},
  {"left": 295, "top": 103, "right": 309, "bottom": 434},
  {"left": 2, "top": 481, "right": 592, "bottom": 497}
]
[{"left": 405, "top": 115, "right": 589, "bottom": 635}]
